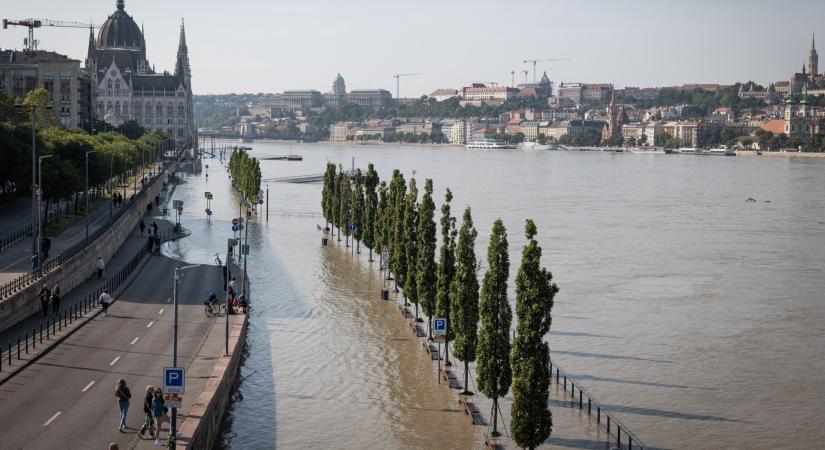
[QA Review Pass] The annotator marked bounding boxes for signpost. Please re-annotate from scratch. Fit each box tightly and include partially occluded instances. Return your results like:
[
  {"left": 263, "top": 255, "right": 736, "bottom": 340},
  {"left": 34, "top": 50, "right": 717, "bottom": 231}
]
[
  {"left": 380, "top": 245, "right": 390, "bottom": 300},
  {"left": 433, "top": 318, "right": 446, "bottom": 383},
  {"left": 163, "top": 367, "right": 185, "bottom": 394}
]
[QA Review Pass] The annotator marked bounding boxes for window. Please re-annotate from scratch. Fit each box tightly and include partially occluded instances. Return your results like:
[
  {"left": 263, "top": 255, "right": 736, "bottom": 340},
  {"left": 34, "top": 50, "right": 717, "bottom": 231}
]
[
  {"left": 145, "top": 103, "right": 152, "bottom": 118},
  {"left": 156, "top": 104, "right": 163, "bottom": 117},
  {"left": 167, "top": 105, "right": 174, "bottom": 117},
  {"left": 123, "top": 103, "right": 128, "bottom": 115},
  {"left": 115, "top": 101, "right": 120, "bottom": 114},
  {"left": 107, "top": 80, "right": 112, "bottom": 89}
]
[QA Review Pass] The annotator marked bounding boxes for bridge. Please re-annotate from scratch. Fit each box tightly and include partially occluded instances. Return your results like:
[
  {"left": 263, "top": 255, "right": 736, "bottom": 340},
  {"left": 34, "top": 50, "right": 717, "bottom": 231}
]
[{"left": 263, "top": 169, "right": 355, "bottom": 184}]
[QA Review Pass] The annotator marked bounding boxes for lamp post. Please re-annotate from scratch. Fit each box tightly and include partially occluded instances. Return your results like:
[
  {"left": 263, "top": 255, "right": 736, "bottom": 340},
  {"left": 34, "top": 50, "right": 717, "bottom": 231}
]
[
  {"left": 108, "top": 154, "right": 113, "bottom": 225},
  {"left": 37, "top": 155, "right": 53, "bottom": 274},
  {"left": 16, "top": 103, "right": 52, "bottom": 262},
  {"left": 85, "top": 150, "right": 96, "bottom": 243},
  {"left": 172, "top": 264, "right": 198, "bottom": 446}
]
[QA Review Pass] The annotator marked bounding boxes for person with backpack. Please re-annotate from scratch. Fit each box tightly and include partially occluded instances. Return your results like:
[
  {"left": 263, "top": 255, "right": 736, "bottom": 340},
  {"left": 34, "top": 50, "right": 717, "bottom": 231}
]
[
  {"left": 140, "top": 221, "right": 146, "bottom": 235},
  {"left": 96, "top": 257, "right": 106, "bottom": 279},
  {"left": 115, "top": 379, "right": 132, "bottom": 432},
  {"left": 138, "top": 385, "right": 156, "bottom": 439}
]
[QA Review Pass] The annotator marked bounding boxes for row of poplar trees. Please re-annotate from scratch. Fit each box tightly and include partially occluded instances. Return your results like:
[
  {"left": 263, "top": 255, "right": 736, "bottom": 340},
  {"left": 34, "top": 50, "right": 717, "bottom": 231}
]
[
  {"left": 228, "top": 148, "right": 262, "bottom": 205},
  {"left": 321, "top": 163, "right": 559, "bottom": 449}
]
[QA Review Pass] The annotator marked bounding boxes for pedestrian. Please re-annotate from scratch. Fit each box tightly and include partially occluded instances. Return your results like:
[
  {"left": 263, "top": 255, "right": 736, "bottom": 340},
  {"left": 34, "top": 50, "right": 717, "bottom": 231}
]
[
  {"left": 151, "top": 387, "right": 167, "bottom": 446},
  {"left": 140, "top": 221, "right": 146, "bottom": 235},
  {"left": 51, "top": 283, "right": 61, "bottom": 316},
  {"left": 115, "top": 378, "right": 132, "bottom": 432},
  {"left": 117, "top": 193, "right": 123, "bottom": 206},
  {"left": 99, "top": 289, "right": 112, "bottom": 316},
  {"left": 138, "top": 385, "right": 156, "bottom": 439},
  {"left": 96, "top": 256, "right": 105, "bottom": 279},
  {"left": 228, "top": 277, "right": 236, "bottom": 299},
  {"left": 155, "top": 195, "right": 159, "bottom": 206},
  {"left": 39, "top": 284, "right": 51, "bottom": 317},
  {"left": 152, "top": 221, "right": 159, "bottom": 236},
  {"left": 153, "top": 236, "right": 161, "bottom": 255},
  {"left": 42, "top": 237, "right": 51, "bottom": 260}
]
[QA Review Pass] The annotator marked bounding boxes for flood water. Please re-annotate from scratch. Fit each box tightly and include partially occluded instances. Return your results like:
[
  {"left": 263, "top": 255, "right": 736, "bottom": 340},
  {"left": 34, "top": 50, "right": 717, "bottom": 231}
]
[{"left": 169, "top": 142, "right": 825, "bottom": 449}]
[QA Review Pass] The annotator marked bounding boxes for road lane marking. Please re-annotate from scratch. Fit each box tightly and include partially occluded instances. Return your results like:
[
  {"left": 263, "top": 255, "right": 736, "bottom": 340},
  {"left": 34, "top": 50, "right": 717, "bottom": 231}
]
[
  {"left": 158, "top": 308, "right": 164, "bottom": 315},
  {"left": 109, "top": 356, "right": 120, "bottom": 366},
  {"left": 82, "top": 381, "right": 95, "bottom": 392},
  {"left": 130, "top": 337, "right": 140, "bottom": 345},
  {"left": 43, "top": 412, "right": 61, "bottom": 426},
  {"left": 147, "top": 321, "right": 155, "bottom": 328}
]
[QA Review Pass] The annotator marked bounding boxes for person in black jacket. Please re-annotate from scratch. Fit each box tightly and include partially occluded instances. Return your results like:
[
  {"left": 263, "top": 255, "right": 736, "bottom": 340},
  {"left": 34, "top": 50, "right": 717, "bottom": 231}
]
[
  {"left": 50, "top": 284, "right": 60, "bottom": 316},
  {"left": 39, "top": 284, "right": 50, "bottom": 317},
  {"left": 138, "top": 385, "right": 156, "bottom": 438},
  {"left": 115, "top": 379, "right": 132, "bottom": 432}
]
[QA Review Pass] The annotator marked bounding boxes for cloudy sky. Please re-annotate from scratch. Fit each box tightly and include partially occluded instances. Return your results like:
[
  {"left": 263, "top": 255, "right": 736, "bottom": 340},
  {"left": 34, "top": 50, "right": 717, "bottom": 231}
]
[{"left": 1, "top": 0, "right": 823, "bottom": 95}]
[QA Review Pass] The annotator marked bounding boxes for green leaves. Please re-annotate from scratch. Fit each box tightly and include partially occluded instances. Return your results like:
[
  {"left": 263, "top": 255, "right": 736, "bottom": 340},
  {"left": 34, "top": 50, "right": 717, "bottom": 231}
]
[
  {"left": 417, "top": 179, "right": 437, "bottom": 321},
  {"left": 403, "top": 178, "right": 418, "bottom": 306},
  {"left": 450, "top": 207, "right": 479, "bottom": 364},
  {"left": 228, "top": 147, "right": 261, "bottom": 203}
]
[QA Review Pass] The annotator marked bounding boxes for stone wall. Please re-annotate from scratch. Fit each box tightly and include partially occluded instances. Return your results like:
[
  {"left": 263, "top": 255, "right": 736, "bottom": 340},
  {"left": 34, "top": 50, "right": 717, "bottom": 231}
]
[
  {"left": 0, "top": 168, "right": 171, "bottom": 333},
  {"left": 178, "top": 313, "right": 247, "bottom": 450}
]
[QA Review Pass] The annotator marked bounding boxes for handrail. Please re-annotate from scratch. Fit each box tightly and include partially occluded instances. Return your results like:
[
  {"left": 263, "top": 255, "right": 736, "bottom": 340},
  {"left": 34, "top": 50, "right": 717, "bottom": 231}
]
[
  {"left": 549, "top": 358, "right": 647, "bottom": 450},
  {"left": 0, "top": 223, "right": 32, "bottom": 253},
  {"left": 0, "top": 165, "right": 168, "bottom": 299}
]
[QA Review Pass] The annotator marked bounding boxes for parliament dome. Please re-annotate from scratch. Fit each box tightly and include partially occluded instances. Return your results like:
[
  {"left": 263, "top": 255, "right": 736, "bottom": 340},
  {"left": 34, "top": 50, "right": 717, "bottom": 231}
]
[{"left": 96, "top": 0, "right": 145, "bottom": 50}]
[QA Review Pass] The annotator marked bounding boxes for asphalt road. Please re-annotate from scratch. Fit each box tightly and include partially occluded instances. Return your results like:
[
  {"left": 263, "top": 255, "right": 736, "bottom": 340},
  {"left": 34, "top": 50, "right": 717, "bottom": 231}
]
[{"left": 0, "top": 255, "right": 226, "bottom": 450}]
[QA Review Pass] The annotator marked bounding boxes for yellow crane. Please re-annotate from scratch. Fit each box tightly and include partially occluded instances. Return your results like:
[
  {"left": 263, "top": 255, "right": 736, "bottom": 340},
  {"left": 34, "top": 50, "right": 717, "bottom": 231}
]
[
  {"left": 3, "top": 18, "right": 97, "bottom": 52},
  {"left": 522, "top": 58, "right": 571, "bottom": 83}
]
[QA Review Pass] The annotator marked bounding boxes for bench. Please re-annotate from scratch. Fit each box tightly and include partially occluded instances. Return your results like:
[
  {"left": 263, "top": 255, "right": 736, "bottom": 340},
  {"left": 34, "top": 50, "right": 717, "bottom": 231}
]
[
  {"left": 423, "top": 341, "right": 440, "bottom": 360},
  {"left": 459, "top": 397, "right": 485, "bottom": 425},
  {"left": 441, "top": 368, "right": 462, "bottom": 390}
]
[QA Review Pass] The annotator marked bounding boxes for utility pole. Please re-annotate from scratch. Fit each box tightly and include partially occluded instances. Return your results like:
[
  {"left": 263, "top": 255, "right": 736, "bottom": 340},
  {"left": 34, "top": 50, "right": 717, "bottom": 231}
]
[
  {"left": 265, "top": 184, "right": 269, "bottom": 222},
  {"left": 37, "top": 154, "right": 52, "bottom": 274},
  {"left": 108, "top": 154, "right": 113, "bottom": 225}
]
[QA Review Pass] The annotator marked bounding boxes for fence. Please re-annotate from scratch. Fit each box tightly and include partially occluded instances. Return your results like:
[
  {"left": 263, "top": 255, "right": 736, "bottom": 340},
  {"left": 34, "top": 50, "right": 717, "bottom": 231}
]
[
  {"left": 0, "top": 167, "right": 167, "bottom": 299},
  {"left": 549, "top": 359, "right": 647, "bottom": 450},
  {"left": 0, "top": 234, "right": 161, "bottom": 378},
  {"left": 0, "top": 223, "right": 33, "bottom": 253}
]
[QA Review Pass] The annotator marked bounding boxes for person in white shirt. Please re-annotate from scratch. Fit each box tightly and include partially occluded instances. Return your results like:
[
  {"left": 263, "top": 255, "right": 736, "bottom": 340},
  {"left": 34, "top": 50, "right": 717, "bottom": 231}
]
[
  {"left": 96, "top": 257, "right": 106, "bottom": 279},
  {"left": 99, "top": 289, "right": 112, "bottom": 316}
]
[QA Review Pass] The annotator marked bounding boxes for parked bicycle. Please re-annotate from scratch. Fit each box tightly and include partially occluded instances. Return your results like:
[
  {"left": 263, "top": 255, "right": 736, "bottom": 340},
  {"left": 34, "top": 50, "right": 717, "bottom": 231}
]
[{"left": 204, "top": 291, "right": 223, "bottom": 317}]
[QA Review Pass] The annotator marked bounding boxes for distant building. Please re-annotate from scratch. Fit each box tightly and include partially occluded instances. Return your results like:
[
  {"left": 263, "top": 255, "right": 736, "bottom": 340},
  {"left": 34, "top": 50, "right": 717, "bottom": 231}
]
[
  {"left": 784, "top": 94, "right": 824, "bottom": 137},
  {"left": 659, "top": 121, "right": 722, "bottom": 147},
  {"left": 448, "top": 120, "right": 468, "bottom": 144},
  {"left": 738, "top": 83, "right": 776, "bottom": 105},
  {"left": 557, "top": 82, "right": 612, "bottom": 107},
  {"left": 545, "top": 119, "right": 606, "bottom": 141},
  {"left": 430, "top": 88, "right": 459, "bottom": 101},
  {"left": 602, "top": 90, "right": 627, "bottom": 140},
  {"left": 347, "top": 89, "right": 392, "bottom": 108},
  {"left": 0, "top": 49, "right": 88, "bottom": 127},
  {"left": 461, "top": 83, "right": 520, "bottom": 102}
]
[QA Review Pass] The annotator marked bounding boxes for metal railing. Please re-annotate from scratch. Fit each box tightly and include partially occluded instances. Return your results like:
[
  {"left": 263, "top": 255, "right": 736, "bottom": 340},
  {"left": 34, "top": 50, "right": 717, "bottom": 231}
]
[
  {"left": 550, "top": 359, "right": 646, "bottom": 450},
  {"left": 0, "top": 167, "right": 167, "bottom": 299},
  {"left": 0, "top": 223, "right": 32, "bottom": 253}
]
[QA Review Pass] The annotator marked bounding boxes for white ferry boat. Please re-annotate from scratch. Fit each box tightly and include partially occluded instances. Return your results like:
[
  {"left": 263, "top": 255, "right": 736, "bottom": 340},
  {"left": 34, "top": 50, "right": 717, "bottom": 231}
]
[
  {"left": 466, "top": 139, "right": 515, "bottom": 149},
  {"left": 673, "top": 147, "right": 699, "bottom": 154},
  {"left": 626, "top": 147, "right": 666, "bottom": 154},
  {"left": 708, "top": 147, "right": 737, "bottom": 156}
]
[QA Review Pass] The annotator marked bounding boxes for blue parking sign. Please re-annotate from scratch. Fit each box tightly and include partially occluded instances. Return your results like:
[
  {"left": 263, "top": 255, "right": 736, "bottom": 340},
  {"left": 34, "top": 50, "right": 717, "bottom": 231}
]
[
  {"left": 433, "top": 318, "right": 446, "bottom": 337},
  {"left": 164, "top": 367, "right": 185, "bottom": 394}
]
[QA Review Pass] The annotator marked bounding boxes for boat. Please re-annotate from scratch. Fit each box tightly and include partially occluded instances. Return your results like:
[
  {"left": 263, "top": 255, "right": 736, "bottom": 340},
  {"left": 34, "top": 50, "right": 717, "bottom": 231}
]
[
  {"left": 517, "top": 141, "right": 560, "bottom": 150},
  {"left": 466, "top": 139, "right": 515, "bottom": 149},
  {"left": 627, "top": 147, "right": 666, "bottom": 154},
  {"left": 708, "top": 146, "right": 737, "bottom": 156},
  {"left": 674, "top": 147, "right": 698, "bottom": 154},
  {"left": 287, "top": 154, "right": 303, "bottom": 161},
  {"left": 238, "top": 145, "right": 253, "bottom": 151}
]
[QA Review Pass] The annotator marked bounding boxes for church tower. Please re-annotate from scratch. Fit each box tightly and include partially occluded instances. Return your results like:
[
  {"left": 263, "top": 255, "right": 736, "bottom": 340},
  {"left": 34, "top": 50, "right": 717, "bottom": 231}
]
[
  {"left": 175, "top": 19, "right": 191, "bottom": 84},
  {"left": 809, "top": 33, "right": 818, "bottom": 79}
]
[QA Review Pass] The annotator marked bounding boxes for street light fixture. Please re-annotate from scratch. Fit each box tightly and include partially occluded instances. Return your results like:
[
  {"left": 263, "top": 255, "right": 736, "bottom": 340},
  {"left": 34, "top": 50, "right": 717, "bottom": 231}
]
[
  {"left": 15, "top": 102, "right": 52, "bottom": 263},
  {"left": 171, "top": 263, "right": 198, "bottom": 446},
  {"left": 37, "top": 154, "right": 53, "bottom": 274},
  {"left": 85, "top": 150, "right": 96, "bottom": 243}
]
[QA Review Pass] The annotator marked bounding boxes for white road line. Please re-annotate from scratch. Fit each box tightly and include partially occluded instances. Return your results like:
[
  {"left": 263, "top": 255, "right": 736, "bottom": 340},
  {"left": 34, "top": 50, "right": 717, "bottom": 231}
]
[
  {"left": 158, "top": 308, "right": 164, "bottom": 315},
  {"left": 146, "top": 321, "right": 155, "bottom": 328},
  {"left": 43, "top": 411, "right": 61, "bottom": 426},
  {"left": 82, "top": 381, "right": 95, "bottom": 392},
  {"left": 130, "top": 337, "right": 140, "bottom": 345},
  {"left": 109, "top": 356, "right": 120, "bottom": 366}
]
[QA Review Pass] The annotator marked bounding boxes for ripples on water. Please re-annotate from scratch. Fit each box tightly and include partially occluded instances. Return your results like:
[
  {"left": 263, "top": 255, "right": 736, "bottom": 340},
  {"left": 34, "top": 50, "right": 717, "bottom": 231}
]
[{"left": 172, "top": 144, "right": 824, "bottom": 449}]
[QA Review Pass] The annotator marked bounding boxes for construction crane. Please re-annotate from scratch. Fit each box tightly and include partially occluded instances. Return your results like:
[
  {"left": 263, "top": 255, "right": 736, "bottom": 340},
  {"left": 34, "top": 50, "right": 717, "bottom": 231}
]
[
  {"left": 3, "top": 18, "right": 97, "bottom": 52},
  {"left": 521, "top": 70, "right": 529, "bottom": 83},
  {"left": 510, "top": 70, "right": 515, "bottom": 87},
  {"left": 522, "top": 58, "right": 571, "bottom": 83},
  {"left": 392, "top": 73, "right": 421, "bottom": 100}
]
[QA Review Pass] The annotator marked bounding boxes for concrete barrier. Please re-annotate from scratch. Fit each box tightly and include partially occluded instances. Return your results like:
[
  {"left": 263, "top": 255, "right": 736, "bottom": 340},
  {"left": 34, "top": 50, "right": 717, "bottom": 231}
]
[
  {"left": 0, "top": 168, "right": 171, "bottom": 334},
  {"left": 177, "top": 313, "right": 247, "bottom": 450}
]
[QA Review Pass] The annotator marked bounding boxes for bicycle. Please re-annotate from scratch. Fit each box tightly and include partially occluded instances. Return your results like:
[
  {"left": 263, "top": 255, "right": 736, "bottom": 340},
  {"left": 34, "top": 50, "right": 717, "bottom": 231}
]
[
  {"left": 204, "top": 295, "right": 224, "bottom": 317},
  {"left": 214, "top": 252, "right": 222, "bottom": 267}
]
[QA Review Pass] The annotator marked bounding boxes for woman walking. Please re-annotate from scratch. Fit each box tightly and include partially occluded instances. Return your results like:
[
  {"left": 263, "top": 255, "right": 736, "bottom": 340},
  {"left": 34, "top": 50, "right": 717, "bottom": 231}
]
[
  {"left": 151, "top": 387, "right": 167, "bottom": 446},
  {"left": 39, "top": 284, "right": 50, "bottom": 317},
  {"left": 115, "top": 379, "right": 132, "bottom": 432},
  {"left": 138, "top": 385, "right": 156, "bottom": 439},
  {"left": 50, "top": 283, "right": 61, "bottom": 317}
]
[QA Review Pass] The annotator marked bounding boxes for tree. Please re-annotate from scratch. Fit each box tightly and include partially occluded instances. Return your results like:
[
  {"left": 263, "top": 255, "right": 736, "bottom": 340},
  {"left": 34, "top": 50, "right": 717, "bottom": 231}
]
[
  {"left": 23, "top": 88, "right": 57, "bottom": 129},
  {"left": 558, "top": 134, "right": 572, "bottom": 145},
  {"left": 435, "top": 188, "right": 457, "bottom": 365},
  {"left": 416, "top": 179, "right": 437, "bottom": 337},
  {"left": 375, "top": 180, "right": 388, "bottom": 263},
  {"left": 403, "top": 178, "right": 418, "bottom": 311},
  {"left": 450, "top": 207, "right": 479, "bottom": 395},
  {"left": 352, "top": 170, "right": 365, "bottom": 254},
  {"left": 339, "top": 177, "right": 352, "bottom": 247},
  {"left": 510, "top": 219, "right": 559, "bottom": 450},
  {"left": 322, "top": 163, "right": 336, "bottom": 233},
  {"left": 333, "top": 167, "right": 345, "bottom": 240},
  {"left": 363, "top": 163, "right": 379, "bottom": 260},
  {"left": 639, "top": 133, "right": 648, "bottom": 146},
  {"left": 476, "top": 219, "right": 512, "bottom": 437},
  {"left": 390, "top": 172, "right": 407, "bottom": 292},
  {"left": 536, "top": 133, "right": 547, "bottom": 145}
]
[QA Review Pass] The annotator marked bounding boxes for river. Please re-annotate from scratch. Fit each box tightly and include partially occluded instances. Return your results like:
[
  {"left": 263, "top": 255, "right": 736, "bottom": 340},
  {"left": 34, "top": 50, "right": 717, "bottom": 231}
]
[{"left": 167, "top": 141, "right": 825, "bottom": 449}]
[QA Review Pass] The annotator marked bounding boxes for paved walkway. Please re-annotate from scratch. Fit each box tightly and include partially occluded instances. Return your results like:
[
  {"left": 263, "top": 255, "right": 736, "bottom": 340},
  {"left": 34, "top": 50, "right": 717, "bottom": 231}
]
[
  {"left": 0, "top": 176, "right": 153, "bottom": 285},
  {"left": 0, "top": 251, "right": 234, "bottom": 449}
]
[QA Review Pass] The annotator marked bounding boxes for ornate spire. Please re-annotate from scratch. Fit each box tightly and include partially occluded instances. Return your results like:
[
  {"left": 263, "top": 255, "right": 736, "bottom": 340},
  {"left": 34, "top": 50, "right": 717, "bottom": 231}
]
[
  {"left": 117, "top": 0, "right": 125, "bottom": 11},
  {"left": 812, "top": 33, "right": 816, "bottom": 52},
  {"left": 175, "top": 18, "right": 190, "bottom": 81}
]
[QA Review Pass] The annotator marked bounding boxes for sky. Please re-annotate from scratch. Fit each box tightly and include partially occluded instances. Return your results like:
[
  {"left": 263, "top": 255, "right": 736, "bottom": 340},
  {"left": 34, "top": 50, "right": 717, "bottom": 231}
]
[{"left": 1, "top": 0, "right": 824, "bottom": 96}]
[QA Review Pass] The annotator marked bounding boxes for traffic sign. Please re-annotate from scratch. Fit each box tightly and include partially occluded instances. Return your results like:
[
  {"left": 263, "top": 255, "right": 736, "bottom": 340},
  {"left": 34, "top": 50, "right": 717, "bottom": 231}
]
[
  {"left": 163, "top": 367, "right": 185, "bottom": 394},
  {"left": 206, "top": 208, "right": 212, "bottom": 216},
  {"left": 349, "top": 223, "right": 356, "bottom": 231},
  {"left": 164, "top": 394, "right": 182, "bottom": 409},
  {"left": 232, "top": 224, "right": 238, "bottom": 232},
  {"left": 207, "top": 193, "right": 213, "bottom": 200},
  {"left": 173, "top": 200, "right": 183, "bottom": 209},
  {"left": 433, "top": 318, "right": 447, "bottom": 338},
  {"left": 204, "top": 191, "right": 212, "bottom": 198},
  {"left": 232, "top": 218, "right": 238, "bottom": 225},
  {"left": 380, "top": 245, "right": 389, "bottom": 270}
]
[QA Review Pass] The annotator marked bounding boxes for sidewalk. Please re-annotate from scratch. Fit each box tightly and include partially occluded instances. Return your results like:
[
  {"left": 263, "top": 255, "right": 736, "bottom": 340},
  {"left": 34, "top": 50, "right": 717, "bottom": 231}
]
[{"left": 0, "top": 173, "right": 156, "bottom": 286}]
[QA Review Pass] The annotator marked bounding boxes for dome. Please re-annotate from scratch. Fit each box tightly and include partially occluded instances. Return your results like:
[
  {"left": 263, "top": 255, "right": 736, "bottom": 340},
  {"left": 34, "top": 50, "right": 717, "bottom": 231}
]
[
  {"left": 334, "top": 73, "right": 345, "bottom": 85},
  {"left": 97, "top": 1, "right": 144, "bottom": 50}
]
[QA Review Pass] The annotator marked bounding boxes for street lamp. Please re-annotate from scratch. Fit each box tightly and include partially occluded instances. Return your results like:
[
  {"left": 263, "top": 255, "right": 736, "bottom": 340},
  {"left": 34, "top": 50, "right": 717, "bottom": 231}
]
[
  {"left": 85, "top": 150, "right": 96, "bottom": 243},
  {"left": 37, "top": 154, "right": 53, "bottom": 274},
  {"left": 108, "top": 154, "right": 113, "bottom": 225},
  {"left": 16, "top": 103, "right": 52, "bottom": 262},
  {"left": 171, "top": 264, "right": 198, "bottom": 446}
]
